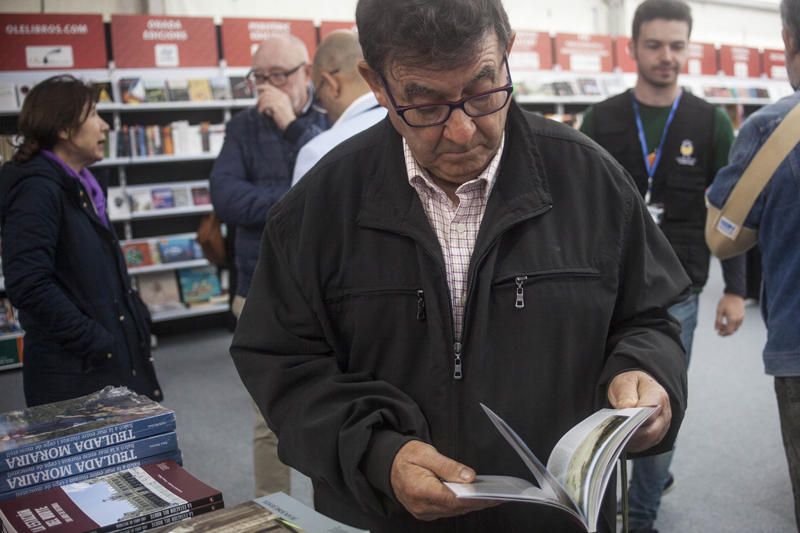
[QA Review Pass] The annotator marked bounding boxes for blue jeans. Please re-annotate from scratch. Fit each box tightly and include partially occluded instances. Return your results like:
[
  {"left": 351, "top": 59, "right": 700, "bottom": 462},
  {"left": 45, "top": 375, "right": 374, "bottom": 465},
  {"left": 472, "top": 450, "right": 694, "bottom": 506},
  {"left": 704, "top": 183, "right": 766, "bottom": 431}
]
[
  {"left": 775, "top": 377, "right": 800, "bottom": 531},
  {"left": 628, "top": 292, "right": 698, "bottom": 530}
]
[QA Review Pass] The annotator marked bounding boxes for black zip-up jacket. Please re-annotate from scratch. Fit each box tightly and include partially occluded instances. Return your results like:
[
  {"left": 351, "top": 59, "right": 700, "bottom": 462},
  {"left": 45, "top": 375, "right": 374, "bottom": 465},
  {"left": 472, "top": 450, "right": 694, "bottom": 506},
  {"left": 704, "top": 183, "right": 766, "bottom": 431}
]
[
  {"left": 0, "top": 154, "right": 161, "bottom": 406},
  {"left": 231, "top": 103, "right": 690, "bottom": 532}
]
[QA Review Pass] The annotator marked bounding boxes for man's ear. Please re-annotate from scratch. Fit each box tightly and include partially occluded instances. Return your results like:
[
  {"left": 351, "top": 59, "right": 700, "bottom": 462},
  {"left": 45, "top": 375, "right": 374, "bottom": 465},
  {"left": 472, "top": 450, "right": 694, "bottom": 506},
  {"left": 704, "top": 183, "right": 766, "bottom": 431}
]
[
  {"left": 505, "top": 31, "right": 516, "bottom": 56},
  {"left": 358, "top": 59, "right": 389, "bottom": 109},
  {"left": 783, "top": 27, "right": 798, "bottom": 57},
  {"left": 321, "top": 71, "right": 341, "bottom": 98}
]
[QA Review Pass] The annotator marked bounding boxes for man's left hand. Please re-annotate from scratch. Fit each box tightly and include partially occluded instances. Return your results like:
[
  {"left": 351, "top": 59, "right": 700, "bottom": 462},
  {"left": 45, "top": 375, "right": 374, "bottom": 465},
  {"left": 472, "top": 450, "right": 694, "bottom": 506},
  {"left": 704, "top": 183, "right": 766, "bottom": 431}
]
[
  {"left": 715, "top": 293, "right": 745, "bottom": 337},
  {"left": 608, "top": 370, "right": 671, "bottom": 453},
  {"left": 256, "top": 83, "right": 297, "bottom": 131}
]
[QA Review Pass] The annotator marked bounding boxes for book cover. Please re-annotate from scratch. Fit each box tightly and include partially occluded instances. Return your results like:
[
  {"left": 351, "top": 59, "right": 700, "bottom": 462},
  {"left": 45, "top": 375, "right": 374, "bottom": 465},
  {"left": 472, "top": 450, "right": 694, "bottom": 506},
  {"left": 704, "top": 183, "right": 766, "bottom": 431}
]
[
  {"left": 0, "top": 432, "right": 179, "bottom": 493},
  {"left": 144, "top": 80, "right": 168, "bottom": 103},
  {"left": 177, "top": 267, "right": 221, "bottom": 304},
  {"left": 445, "top": 404, "right": 656, "bottom": 533},
  {"left": 257, "top": 492, "right": 369, "bottom": 533},
  {"left": 157, "top": 239, "right": 201, "bottom": 264},
  {"left": 92, "top": 82, "right": 114, "bottom": 104},
  {"left": 229, "top": 76, "right": 253, "bottom": 99},
  {"left": 0, "top": 460, "right": 221, "bottom": 532},
  {"left": 186, "top": 79, "right": 212, "bottom": 102},
  {"left": 121, "top": 502, "right": 222, "bottom": 533},
  {"left": 121, "top": 243, "right": 154, "bottom": 269},
  {"left": 0, "top": 388, "right": 176, "bottom": 476},
  {"left": 136, "top": 272, "right": 182, "bottom": 313},
  {"left": 151, "top": 188, "right": 176, "bottom": 210},
  {"left": 119, "top": 78, "right": 145, "bottom": 105},
  {"left": 209, "top": 77, "right": 231, "bottom": 101},
  {"left": 129, "top": 189, "right": 153, "bottom": 213},
  {"left": 0, "top": 83, "right": 18, "bottom": 109},
  {"left": 172, "top": 187, "right": 191, "bottom": 208},
  {"left": 0, "top": 450, "right": 182, "bottom": 503},
  {"left": 149, "top": 499, "right": 285, "bottom": 532},
  {"left": 190, "top": 186, "right": 210, "bottom": 206},
  {"left": 166, "top": 79, "right": 190, "bottom": 102}
]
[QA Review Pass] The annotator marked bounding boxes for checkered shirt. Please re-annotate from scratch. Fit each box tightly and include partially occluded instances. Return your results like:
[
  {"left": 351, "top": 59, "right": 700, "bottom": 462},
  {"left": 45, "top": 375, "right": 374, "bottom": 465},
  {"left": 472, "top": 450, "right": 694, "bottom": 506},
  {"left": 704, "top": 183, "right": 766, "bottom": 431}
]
[{"left": 403, "top": 135, "right": 504, "bottom": 341}]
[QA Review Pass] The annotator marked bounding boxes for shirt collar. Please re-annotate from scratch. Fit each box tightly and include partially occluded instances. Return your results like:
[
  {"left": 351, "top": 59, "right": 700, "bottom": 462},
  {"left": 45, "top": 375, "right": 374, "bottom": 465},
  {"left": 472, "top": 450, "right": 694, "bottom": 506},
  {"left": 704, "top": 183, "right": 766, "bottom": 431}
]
[
  {"left": 333, "top": 92, "right": 379, "bottom": 127},
  {"left": 404, "top": 133, "right": 504, "bottom": 203}
]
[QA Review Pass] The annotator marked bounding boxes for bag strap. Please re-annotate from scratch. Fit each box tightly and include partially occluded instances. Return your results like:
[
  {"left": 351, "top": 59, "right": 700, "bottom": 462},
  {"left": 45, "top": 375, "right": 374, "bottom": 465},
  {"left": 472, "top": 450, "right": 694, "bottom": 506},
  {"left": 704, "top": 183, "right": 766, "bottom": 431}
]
[{"left": 714, "top": 101, "right": 800, "bottom": 240}]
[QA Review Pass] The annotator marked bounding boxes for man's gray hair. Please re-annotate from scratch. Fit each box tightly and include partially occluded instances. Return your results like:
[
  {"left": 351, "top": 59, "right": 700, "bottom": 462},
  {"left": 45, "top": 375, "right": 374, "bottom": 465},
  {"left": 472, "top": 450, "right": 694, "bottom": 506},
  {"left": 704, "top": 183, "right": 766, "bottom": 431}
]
[{"left": 355, "top": 0, "right": 512, "bottom": 75}]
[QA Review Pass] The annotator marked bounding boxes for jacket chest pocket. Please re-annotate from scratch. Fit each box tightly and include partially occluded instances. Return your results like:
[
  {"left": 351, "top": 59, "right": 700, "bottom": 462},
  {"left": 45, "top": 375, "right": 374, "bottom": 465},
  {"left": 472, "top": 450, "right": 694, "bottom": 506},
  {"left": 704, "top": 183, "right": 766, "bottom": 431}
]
[
  {"left": 663, "top": 169, "right": 707, "bottom": 223},
  {"left": 492, "top": 267, "right": 602, "bottom": 311},
  {"left": 323, "top": 286, "right": 428, "bottom": 375}
]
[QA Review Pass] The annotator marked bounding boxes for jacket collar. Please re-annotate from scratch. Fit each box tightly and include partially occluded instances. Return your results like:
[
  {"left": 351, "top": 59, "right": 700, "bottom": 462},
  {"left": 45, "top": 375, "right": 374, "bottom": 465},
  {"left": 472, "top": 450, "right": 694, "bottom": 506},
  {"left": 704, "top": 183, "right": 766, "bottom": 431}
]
[{"left": 357, "top": 102, "right": 553, "bottom": 262}]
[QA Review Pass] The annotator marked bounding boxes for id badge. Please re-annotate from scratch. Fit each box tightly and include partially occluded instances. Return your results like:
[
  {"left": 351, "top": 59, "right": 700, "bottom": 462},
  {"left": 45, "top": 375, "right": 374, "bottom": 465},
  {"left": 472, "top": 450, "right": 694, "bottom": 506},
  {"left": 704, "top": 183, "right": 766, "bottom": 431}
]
[{"left": 647, "top": 203, "right": 665, "bottom": 225}]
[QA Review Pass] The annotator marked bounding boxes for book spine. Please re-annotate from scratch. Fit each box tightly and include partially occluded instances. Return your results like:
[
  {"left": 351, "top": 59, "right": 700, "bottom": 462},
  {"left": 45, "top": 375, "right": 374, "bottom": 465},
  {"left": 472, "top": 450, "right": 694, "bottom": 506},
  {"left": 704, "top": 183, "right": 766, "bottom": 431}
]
[
  {"left": 0, "top": 412, "right": 176, "bottom": 474},
  {"left": 116, "top": 503, "right": 220, "bottom": 533},
  {"left": 0, "top": 432, "right": 178, "bottom": 492},
  {"left": 94, "top": 501, "right": 193, "bottom": 533},
  {"left": 0, "top": 450, "right": 182, "bottom": 501}
]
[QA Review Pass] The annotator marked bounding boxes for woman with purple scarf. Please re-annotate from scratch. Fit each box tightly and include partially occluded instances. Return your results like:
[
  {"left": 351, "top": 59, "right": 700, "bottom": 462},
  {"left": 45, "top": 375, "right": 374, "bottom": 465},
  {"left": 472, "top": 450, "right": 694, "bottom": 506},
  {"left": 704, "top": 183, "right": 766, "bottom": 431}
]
[{"left": 0, "top": 75, "right": 162, "bottom": 406}]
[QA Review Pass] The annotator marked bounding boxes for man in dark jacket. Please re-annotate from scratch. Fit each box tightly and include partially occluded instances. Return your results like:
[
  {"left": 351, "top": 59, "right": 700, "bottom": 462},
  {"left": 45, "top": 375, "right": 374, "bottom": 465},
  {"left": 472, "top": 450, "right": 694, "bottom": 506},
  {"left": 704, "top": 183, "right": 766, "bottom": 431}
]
[
  {"left": 231, "top": 1, "right": 689, "bottom": 531},
  {"left": 209, "top": 34, "right": 328, "bottom": 496},
  {"left": 580, "top": 2, "right": 745, "bottom": 531}
]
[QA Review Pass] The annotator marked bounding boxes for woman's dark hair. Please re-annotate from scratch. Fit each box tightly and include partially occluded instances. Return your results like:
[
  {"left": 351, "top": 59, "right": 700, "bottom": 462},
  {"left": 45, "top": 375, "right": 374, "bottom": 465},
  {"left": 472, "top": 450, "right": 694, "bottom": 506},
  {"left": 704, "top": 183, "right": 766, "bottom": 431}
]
[
  {"left": 13, "top": 74, "right": 98, "bottom": 164},
  {"left": 631, "top": 0, "right": 693, "bottom": 43},
  {"left": 356, "top": 0, "right": 512, "bottom": 75}
]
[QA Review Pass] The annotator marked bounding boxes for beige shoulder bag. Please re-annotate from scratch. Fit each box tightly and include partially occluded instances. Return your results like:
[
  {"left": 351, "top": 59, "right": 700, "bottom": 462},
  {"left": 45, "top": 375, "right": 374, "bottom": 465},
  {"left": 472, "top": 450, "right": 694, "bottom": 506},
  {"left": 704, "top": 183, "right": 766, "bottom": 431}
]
[{"left": 706, "top": 101, "right": 800, "bottom": 260}]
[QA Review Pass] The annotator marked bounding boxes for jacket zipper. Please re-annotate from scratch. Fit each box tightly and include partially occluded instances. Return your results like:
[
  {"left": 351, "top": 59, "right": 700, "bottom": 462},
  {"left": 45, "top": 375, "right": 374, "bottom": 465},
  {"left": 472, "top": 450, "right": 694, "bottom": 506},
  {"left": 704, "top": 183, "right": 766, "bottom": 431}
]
[
  {"left": 416, "top": 290, "right": 426, "bottom": 321},
  {"left": 515, "top": 275, "right": 528, "bottom": 309}
]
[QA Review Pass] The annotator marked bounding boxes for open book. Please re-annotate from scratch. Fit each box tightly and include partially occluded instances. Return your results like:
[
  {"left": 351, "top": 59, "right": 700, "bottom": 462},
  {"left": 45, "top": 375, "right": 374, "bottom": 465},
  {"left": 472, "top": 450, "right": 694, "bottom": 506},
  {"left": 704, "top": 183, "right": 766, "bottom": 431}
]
[{"left": 445, "top": 403, "right": 657, "bottom": 533}]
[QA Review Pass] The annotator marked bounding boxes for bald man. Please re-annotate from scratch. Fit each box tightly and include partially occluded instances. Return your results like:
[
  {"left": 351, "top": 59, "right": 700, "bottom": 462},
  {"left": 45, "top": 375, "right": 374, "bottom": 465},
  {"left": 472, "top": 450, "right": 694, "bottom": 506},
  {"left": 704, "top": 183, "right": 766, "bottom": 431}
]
[
  {"left": 210, "top": 34, "right": 328, "bottom": 496},
  {"left": 292, "top": 31, "right": 386, "bottom": 184}
]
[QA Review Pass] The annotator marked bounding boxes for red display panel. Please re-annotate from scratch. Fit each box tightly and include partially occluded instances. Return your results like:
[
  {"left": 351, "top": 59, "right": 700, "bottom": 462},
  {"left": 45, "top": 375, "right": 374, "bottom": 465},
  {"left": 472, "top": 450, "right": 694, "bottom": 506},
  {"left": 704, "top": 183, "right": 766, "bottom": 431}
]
[
  {"left": 111, "top": 15, "right": 218, "bottom": 68},
  {"left": 510, "top": 30, "right": 553, "bottom": 72},
  {"left": 0, "top": 13, "right": 106, "bottom": 71},
  {"left": 319, "top": 21, "right": 357, "bottom": 40},
  {"left": 554, "top": 33, "right": 613, "bottom": 73},
  {"left": 719, "top": 45, "right": 761, "bottom": 78},
  {"left": 613, "top": 37, "right": 637, "bottom": 73},
  {"left": 763, "top": 48, "right": 788, "bottom": 80},
  {"left": 680, "top": 42, "right": 716, "bottom": 75},
  {"left": 221, "top": 18, "right": 316, "bottom": 67}
]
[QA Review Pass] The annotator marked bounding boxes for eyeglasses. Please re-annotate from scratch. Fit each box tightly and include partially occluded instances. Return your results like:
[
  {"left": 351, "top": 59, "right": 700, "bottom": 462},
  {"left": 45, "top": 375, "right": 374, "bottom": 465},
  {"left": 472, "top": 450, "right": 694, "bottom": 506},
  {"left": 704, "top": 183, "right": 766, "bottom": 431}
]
[
  {"left": 379, "top": 55, "right": 513, "bottom": 128},
  {"left": 246, "top": 62, "right": 306, "bottom": 87}
]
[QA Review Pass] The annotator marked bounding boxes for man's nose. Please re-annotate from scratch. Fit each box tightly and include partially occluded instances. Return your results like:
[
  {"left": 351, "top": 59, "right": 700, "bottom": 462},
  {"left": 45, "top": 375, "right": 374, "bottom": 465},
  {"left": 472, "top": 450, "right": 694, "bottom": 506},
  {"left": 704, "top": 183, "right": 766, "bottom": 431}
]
[{"left": 443, "top": 108, "right": 476, "bottom": 144}]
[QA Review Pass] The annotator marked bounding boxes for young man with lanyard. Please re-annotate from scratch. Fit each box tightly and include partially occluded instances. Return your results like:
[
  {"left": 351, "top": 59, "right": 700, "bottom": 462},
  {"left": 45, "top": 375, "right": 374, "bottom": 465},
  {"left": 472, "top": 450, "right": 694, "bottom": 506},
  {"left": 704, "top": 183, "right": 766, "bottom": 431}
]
[{"left": 580, "top": 1, "right": 746, "bottom": 532}]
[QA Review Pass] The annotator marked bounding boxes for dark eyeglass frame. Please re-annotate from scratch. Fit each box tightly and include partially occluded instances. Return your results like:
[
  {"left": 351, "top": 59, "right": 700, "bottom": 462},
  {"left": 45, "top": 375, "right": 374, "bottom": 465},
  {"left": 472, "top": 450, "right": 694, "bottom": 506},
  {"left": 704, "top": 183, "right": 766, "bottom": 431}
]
[
  {"left": 247, "top": 62, "right": 306, "bottom": 88},
  {"left": 379, "top": 55, "right": 513, "bottom": 128}
]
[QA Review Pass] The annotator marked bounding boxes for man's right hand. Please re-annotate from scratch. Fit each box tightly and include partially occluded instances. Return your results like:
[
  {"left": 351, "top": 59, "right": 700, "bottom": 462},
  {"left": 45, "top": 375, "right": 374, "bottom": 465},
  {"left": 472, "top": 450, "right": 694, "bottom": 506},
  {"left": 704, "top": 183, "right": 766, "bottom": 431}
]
[
  {"left": 255, "top": 84, "right": 296, "bottom": 131},
  {"left": 390, "top": 440, "right": 501, "bottom": 521}
]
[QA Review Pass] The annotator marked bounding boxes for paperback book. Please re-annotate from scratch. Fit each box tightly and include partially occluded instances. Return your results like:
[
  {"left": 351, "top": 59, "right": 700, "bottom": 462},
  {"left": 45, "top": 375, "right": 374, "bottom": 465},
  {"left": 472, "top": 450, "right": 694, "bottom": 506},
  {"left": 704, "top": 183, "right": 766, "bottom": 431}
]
[
  {"left": 177, "top": 267, "right": 222, "bottom": 304},
  {"left": 153, "top": 492, "right": 368, "bottom": 533},
  {"left": 0, "top": 450, "right": 182, "bottom": 502},
  {"left": 0, "top": 432, "right": 178, "bottom": 493},
  {"left": 119, "top": 78, "right": 145, "bottom": 105},
  {"left": 445, "top": 404, "right": 656, "bottom": 533},
  {"left": 0, "top": 387, "right": 176, "bottom": 475},
  {"left": 0, "top": 460, "right": 222, "bottom": 533},
  {"left": 158, "top": 238, "right": 202, "bottom": 264},
  {"left": 121, "top": 242, "right": 156, "bottom": 269},
  {"left": 136, "top": 272, "right": 183, "bottom": 313}
]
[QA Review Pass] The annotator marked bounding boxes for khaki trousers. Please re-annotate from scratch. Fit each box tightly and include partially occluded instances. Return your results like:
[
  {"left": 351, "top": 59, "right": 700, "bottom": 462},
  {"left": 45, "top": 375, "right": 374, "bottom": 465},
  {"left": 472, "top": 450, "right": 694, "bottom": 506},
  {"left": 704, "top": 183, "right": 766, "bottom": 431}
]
[{"left": 233, "top": 295, "right": 290, "bottom": 496}]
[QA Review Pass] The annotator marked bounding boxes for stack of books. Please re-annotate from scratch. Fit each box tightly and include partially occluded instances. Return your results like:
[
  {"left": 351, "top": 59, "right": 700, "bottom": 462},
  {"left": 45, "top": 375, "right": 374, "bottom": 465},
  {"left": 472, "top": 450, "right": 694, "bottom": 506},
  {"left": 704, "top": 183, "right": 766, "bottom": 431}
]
[
  {"left": 0, "top": 387, "right": 181, "bottom": 501},
  {"left": 0, "top": 460, "right": 222, "bottom": 532}
]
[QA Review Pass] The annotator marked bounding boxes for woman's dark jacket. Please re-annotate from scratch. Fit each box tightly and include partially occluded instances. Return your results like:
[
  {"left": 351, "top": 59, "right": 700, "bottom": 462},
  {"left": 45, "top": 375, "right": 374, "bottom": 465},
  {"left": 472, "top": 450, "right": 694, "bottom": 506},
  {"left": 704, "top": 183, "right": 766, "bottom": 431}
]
[
  {"left": 231, "top": 103, "right": 690, "bottom": 532},
  {"left": 0, "top": 154, "right": 161, "bottom": 406}
]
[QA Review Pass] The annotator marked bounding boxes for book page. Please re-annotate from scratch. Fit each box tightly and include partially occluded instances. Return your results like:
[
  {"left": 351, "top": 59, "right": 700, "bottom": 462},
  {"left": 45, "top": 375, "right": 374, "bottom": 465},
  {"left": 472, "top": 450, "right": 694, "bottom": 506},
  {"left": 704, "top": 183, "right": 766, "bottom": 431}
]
[{"left": 546, "top": 407, "right": 656, "bottom": 530}]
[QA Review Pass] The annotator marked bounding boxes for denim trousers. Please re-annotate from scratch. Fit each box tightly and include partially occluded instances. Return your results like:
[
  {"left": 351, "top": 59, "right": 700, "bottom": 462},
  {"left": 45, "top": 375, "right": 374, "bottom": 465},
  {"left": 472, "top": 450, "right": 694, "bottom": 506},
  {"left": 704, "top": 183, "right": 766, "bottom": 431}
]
[
  {"left": 628, "top": 292, "right": 698, "bottom": 529},
  {"left": 775, "top": 376, "right": 800, "bottom": 531}
]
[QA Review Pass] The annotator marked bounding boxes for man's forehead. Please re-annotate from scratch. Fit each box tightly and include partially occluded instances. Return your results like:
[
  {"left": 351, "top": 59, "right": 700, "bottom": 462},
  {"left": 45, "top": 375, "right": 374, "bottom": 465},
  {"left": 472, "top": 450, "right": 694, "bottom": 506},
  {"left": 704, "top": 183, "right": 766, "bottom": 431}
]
[
  {"left": 252, "top": 39, "right": 305, "bottom": 70},
  {"left": 638, "top": 19, "right": 690, "bottom": 40}
]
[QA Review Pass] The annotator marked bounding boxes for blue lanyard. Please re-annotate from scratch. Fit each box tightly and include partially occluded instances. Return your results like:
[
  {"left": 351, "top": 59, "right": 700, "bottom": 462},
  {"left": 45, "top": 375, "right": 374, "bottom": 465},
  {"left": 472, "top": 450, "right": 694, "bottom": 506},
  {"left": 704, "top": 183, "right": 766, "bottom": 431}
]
[{"left": 632, "top": 90, "right": 682, "bottom": 203}]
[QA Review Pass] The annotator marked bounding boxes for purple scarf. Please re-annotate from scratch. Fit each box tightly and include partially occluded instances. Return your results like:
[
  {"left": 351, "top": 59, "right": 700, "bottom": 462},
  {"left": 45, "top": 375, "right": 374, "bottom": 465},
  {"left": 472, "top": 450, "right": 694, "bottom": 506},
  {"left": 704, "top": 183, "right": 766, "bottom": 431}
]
[{"left": 42, "top": 150, "right": 109, "bottom": 227}]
